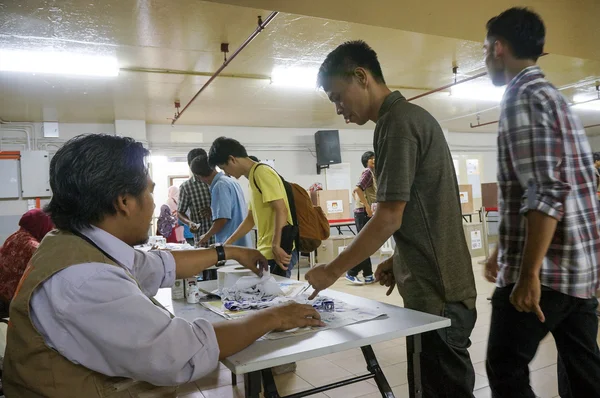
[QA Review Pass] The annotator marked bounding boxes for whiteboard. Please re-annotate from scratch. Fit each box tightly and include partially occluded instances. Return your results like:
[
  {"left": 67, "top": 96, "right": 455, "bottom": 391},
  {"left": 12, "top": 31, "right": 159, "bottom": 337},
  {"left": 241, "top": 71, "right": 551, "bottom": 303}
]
[
  {"left": 0, "top": 159, "right": 20, "bottom": 199},
  {"left": 325, "top": 163, "right": 352, "bottom": 203}
]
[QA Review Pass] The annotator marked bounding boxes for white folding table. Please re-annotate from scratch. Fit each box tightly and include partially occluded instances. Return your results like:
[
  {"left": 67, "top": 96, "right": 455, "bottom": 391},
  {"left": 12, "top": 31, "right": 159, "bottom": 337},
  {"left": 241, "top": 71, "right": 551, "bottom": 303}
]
[{"left": 155, "top": 278, "right": 450, "bottom": 398}]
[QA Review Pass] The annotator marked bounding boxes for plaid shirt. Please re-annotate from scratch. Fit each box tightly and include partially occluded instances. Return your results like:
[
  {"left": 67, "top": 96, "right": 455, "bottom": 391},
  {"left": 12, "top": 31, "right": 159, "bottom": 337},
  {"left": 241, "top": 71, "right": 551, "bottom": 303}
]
[
  {"left": 354, "top": 168, "right": 374, "bottom": 213},
  {"left": 178, "top": 177, "right": 214, "bottom": 245},
  {"left": 496, "top": 66, "right": 600, "bottom": 299}
]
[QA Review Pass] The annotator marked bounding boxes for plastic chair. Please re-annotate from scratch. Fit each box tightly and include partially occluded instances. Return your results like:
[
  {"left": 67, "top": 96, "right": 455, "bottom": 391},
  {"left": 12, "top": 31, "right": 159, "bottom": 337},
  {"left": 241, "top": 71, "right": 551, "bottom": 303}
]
[{"left": 378, "top": 238, "right": 394, "bottom": 262}]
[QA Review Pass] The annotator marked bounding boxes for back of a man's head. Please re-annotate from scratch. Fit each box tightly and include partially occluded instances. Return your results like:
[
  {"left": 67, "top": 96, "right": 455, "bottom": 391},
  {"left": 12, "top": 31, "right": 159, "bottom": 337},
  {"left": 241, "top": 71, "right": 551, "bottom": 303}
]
[
  {"left": 317, "top": 40, "right": 385, "bottom": 91},
  {"left": 486, "top": 7, "right": 545, "bottom": 61},
  {"left": 187, "top": 148, "right": 207, "bottom": 166},
  {"left": 45, "top": 134, "right": 149, "bottom": 231},
  {"left": 594, "top": 152, "right": 600, "bottom": 163},
  {"left": 208, "top": 137, "right": 248, "bottom": 167},
  {"left": 190, "top": 154, "right": 214, "bottom": 177}
]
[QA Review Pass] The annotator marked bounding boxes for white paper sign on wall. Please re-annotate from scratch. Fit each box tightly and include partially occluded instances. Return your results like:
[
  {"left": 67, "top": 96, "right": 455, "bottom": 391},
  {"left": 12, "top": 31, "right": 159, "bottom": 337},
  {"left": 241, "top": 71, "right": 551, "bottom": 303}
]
[
  {"left": 327, "top": 200, "right": 343, "bottom": 213},
  {"left": 460, "top": 191, "right": 469, "bottom": 204},
  {"left": 471, "top": 230, "right": 482, "bottom": 250}
]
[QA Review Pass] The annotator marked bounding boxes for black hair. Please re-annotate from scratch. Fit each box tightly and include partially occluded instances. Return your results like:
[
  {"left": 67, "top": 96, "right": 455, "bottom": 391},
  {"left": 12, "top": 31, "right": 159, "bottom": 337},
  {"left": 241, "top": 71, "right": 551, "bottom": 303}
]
[
  {"left": 248, "top": 155, "right": 260, "bottom": 162},
  {"left": 208, "top": 137, "right": 248, "bottom": 167},
  {"left": 45, "top": 134, "right": 149, "bottom": 231},
  {"left": 317, "top": 40, "right": 385, "bottom": 91},
  {"left": 593, "top": 152, "right": 600, "bottom": 162},
  {"left": 361, "top": 151, "right": 375, "bottom": 168},
  {"left": 187, "top": 148, "right": 206, "bottom": 166},
  {"left": 486, "top": 7, "right": 545, "bottom": 61},
  {"left": 190, "top": 154, "right": 214, "bottom": 177}
]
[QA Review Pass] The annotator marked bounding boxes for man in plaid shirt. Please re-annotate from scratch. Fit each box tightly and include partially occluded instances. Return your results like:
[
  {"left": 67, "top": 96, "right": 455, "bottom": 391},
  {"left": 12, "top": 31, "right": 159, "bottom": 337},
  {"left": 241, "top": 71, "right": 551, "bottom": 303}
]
[
  {"left": 178, "top": 148, "right": 214, "bottom": 247},
  {"left": 483, "top": 8, "right": 600, "bottom": 397}
]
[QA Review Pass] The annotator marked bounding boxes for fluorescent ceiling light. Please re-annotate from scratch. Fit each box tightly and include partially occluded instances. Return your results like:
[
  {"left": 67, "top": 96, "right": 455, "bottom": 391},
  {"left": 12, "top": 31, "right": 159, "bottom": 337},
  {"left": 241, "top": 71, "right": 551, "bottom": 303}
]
[
  {"left": 572, "top": 93, "right": 600, "bottom": 111},
  {"left": 271, "top": 66, "right": 318, "bottom": 89},
  {"left": 451, "top": 83, "right": 505, "bottom": 102},
  {"left": 0, "top": 49, "right": 119, "bottom": 77}
]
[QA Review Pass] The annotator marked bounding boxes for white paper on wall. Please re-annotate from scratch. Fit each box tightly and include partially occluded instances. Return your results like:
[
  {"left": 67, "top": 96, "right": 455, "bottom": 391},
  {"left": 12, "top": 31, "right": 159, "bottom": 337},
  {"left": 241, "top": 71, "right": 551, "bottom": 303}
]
[
  {"left": 327, "top": 200, "right": 343, "bottom": 213},
  {"left": 264, "top": 159, "right": 276, "bottom": 170},
  {"left": 467, "top": 174, "right": 482, "bottom": 198},
  {"left": 325, "top": 163, "right": 352, "bottom": 202},
  {"left": 453, "top": 159, "right": 460, "bottom": 177},
  {"left": 460, "top": 191, "right": 469, "bottom": 203},
  {"left": 466, "top": 159, "right": 479, "bottom": 175},
  {"left": 471, "top": 230, "right": 482, "bottom": 250}
]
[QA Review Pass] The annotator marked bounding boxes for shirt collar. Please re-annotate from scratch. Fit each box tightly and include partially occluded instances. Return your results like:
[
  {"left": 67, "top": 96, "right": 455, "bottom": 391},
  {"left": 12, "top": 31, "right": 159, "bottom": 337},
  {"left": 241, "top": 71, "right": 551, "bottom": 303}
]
[
  {"left": 78, "top": 226, "right": 135, "bottom": 271},
  {"left": 506, "top": 65, "right": 544, "bottom": 92},
  {"left": 378, "top": 91, "right": 406, "bottom": 120},
  {"left": 210, "top": 171, "right": 224, "bottom": 190}
]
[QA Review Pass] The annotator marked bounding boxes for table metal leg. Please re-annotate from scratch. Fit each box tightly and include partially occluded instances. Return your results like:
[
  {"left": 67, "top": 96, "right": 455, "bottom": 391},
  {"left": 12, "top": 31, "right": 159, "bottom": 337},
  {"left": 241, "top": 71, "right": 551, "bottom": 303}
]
[
  {"left": 411, "top": 334, "right": 423, "bottom": 398},
  {"left": 261, "top": 368, "right": 280, "bottom": 398},
  {"left": 244, "top": 371, "right": 262, "bottom": 398},
  {"left": 361, "top": 345, "right": 395, "bottom": 398},
  {"left": 336, "top": 226, "right": 343, "bottom": 235}
]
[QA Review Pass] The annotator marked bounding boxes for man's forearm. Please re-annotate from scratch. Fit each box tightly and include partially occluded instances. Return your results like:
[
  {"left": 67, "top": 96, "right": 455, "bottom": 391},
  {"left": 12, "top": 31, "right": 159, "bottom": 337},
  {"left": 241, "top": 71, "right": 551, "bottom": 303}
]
[
  {"left": 178, "top": 213, "right": 193, "bottom": 226},
  {"left": 355, "top": 188, "right": 368, "bottom": 209},
  {"left": 271, "top": 206, "right": 288, "bottom": 247},
  {"left": 519, "top": 210, "right": 558, "bottom": 278},
  {"left": 225, "top": 215, "right": 254, "bottom": 245},
  {"left": 214, "top": 310, "right": 279, "bottom": 359},
  {"left": 204, "top": 219, "right": 228, "bottom": 240},
  {"left": 329, "top": 202, "right": 405, "bottom": 275},
  {"left": 172, "top": 246, "right": 244, "bottom": 279}
]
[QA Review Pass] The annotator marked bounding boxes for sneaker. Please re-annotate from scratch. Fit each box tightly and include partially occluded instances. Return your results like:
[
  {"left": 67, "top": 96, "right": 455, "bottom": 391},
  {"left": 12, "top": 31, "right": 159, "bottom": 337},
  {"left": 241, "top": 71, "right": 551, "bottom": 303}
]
[
  {"left": 345, "top": 274, "right": 364, "bottom": 285},
  {"left": 363, "top": 275, "right": 375, "bottom": 284}
]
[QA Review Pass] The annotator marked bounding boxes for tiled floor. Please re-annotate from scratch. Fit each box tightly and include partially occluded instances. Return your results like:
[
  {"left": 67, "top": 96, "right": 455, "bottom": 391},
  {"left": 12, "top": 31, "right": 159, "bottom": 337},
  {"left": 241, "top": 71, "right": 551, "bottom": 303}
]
[{"left": 178, "top": 256, "right": 599, "bottom": 398}]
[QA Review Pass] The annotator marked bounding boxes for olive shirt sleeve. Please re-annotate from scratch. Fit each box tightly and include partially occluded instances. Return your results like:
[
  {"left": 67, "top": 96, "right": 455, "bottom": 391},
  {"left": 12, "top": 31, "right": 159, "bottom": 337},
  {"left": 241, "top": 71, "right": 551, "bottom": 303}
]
[{"left": 374, "top": 114, "right": 419, "bottom": 203}]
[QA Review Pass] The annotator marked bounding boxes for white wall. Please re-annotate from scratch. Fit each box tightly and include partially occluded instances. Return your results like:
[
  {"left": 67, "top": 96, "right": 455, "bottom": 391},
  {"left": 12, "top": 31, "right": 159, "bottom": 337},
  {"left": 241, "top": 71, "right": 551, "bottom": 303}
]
[
  {"left": 589, "top": 135, "right": 600, "bottom": 152},
  {"left": 0, "top": 122, "right": 502, "bottom": 244}
]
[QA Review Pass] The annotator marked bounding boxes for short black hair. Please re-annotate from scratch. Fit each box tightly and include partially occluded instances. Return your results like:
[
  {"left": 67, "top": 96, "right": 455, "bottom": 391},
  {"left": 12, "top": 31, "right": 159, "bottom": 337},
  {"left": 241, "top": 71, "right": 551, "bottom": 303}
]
[
  {"left": 187, "top": 148, "right": 206, "bottom": 166},
  {"left": 486, "top": 7, "right": 545, "bottom": 61},
  {"left": 317, "top": 40, "right": 385, "bottom": 91},
  {"left": 190, "top": 154, "right": 214, "bottom": 177},
  {"left": 593, "top": 152, "right": 600, "bottom": 162},
  {"left": 45, "top": 134, "right": 149, "bottom": 231},
  {"left": 248, "top": 155, "right": 260, "bottom": 162},
  {"left": 361, "top": 151, "right": 375, "bottom": 168},
  {"left": 208, "top": 137, "right": 248, "bottom": 167}
]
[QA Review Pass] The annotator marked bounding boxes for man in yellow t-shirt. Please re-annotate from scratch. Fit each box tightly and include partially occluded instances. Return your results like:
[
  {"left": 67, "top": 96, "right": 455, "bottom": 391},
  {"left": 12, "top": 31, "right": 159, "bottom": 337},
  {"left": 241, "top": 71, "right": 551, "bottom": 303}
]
[{"left": 208, "top": 137, "right": 297, "bottom": 277}]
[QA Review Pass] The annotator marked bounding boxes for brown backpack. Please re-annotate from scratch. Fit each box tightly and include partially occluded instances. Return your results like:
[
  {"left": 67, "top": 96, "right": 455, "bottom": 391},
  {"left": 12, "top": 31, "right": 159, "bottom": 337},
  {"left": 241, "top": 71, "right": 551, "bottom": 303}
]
[{"left": 252, "top": 164, "right": 330, "bottom": 253}]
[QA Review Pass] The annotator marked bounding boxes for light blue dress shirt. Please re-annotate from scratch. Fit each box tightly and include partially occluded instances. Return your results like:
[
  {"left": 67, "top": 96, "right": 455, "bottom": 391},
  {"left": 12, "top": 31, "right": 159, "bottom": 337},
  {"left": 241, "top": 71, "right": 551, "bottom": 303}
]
[
  {"left": 29, "top": 227, "right": 220, "bottom": 386},
  {"left": 210, "top": 172, "right": 252, "bottom": 247}
]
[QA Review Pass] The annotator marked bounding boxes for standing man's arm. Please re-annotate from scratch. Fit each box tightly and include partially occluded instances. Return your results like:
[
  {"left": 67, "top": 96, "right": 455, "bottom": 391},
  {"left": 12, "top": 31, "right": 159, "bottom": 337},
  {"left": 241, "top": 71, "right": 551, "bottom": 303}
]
[
  {"left": 306, "top": 126, "right": 419, "bottom": 298},
  {"left": 354, "top": 187, "right": 373, "bottom": 217},
  {"left": 354, "top": 169, "right": 374, "bottom": 217},
  {"left": 199, "top": 219, "right": 228, "bottom": 245},
  {"left": 270, "top": 199, "right": 292, "bottom": 268},
  {"left": 177, "top": 186, "right": 196, "bottom": 231},
  {"left": 199, "top": 183, "right": 231, "bottom": 245},
  {"left": 225, "top": 212, "right": 255, "bottom": 245},
  {"left": 504, "top": 96, "right": 569, "bottom": 322}
]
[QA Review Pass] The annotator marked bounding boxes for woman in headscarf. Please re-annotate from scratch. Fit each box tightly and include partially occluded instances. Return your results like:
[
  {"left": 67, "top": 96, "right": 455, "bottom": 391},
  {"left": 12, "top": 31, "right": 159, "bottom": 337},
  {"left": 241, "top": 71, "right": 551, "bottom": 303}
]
[
  {"left": 0, "top": 209, "right": 54, "bottom": 308},
  {"left": 157, "top": 186, "right": 184, "bottom": 243}
]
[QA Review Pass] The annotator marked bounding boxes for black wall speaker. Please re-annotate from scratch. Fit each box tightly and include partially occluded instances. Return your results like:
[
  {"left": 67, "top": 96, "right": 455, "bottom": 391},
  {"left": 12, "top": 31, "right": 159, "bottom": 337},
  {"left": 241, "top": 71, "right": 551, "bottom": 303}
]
[{"left": 315, "top": 130, "right": 341, "bottom": 173}]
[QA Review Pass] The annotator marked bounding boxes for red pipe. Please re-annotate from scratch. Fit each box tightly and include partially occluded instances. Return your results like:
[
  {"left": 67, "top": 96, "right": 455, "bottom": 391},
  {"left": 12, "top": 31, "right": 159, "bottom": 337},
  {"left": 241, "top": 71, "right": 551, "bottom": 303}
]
[
  {"left": 171, "top": 12, "right": 279, "bottom": 125},
  {"left": 584, "top": 123, "right": 600, "bottom": 129},
  {"left": 407, "top": 72, "right": 487, "bottom": 102},
  {"left": 470, "top": 120, "right": 499, "bottom": 129}
]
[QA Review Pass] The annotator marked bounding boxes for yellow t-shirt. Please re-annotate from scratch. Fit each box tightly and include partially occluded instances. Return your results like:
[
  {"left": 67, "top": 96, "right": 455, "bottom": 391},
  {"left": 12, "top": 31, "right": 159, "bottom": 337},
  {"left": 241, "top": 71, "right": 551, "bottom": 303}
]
[{"left": 248, "top": 164, "right": 294, "bottom": 260}]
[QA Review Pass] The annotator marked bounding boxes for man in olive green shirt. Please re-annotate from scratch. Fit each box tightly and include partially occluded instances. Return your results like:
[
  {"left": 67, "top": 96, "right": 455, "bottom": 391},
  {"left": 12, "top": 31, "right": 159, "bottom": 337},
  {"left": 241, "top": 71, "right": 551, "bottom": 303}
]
[{"left": 306, "top": 40, "right": 477, "bottom": 398}]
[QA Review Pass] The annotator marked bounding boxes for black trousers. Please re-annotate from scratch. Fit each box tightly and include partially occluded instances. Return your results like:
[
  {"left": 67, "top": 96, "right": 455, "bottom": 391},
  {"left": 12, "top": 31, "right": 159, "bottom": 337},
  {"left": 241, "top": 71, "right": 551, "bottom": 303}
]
[
  {"left": 487, "top": 285, "right": 600, "bottom": 398},
  {"left": 348, "top": 211, "right": 373, "bottom": 277},
  {"left": 407, "top": 302, "right": 477, "bottom": 398}
]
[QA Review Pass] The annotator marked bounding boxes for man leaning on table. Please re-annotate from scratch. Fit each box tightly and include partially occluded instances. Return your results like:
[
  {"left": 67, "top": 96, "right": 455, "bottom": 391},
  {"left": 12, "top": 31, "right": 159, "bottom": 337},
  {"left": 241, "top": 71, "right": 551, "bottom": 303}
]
[
  {"left": 2, "top": 134, "right": 323, "bottom": 398},
  {"left": 305, "top": 41, "right": 478, "bottom": 398}
]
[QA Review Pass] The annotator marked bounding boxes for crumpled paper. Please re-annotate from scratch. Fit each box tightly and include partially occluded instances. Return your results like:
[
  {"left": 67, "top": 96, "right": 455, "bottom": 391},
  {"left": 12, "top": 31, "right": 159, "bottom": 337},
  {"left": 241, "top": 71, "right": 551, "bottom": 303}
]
[{"left": 221, "top": 274, "right": 284, "bottom": 311}]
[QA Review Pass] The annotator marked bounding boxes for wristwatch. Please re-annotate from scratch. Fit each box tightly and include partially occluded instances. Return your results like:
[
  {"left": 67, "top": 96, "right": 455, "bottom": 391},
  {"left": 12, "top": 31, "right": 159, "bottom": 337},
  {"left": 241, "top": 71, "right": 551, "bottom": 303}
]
[{"left": 212, "top": 243, "right": 226, "bottom": 266}]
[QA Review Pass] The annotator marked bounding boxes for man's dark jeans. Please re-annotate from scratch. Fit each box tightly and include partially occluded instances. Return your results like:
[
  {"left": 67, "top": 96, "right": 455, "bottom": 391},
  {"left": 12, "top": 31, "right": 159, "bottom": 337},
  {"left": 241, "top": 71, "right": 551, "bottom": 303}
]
[
  {"left": 407, "top": 302, "right": 477, "bottom": 397},
  {"left": 487, "top": 285, "right": 600, "bottom": 398},
  {"left": 348, "top": 211, "right": 373, "bottom": 277}
]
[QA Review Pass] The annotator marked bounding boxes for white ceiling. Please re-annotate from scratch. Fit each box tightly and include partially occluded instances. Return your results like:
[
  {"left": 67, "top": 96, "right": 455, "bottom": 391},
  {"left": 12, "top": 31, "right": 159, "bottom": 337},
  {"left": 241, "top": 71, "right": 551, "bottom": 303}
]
[{"left": 0, "top": 0, "right": 599, "bottom": 134}]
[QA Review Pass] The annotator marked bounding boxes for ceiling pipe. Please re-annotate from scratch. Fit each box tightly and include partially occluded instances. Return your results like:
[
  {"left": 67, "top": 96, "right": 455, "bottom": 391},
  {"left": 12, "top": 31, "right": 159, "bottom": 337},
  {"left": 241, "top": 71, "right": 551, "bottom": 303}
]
[
  {"left": 0, "top": 128, "right": 31, "bottom": 150},
  {"left": 584, "top": 123, "right": 600, "bottom": 129},
  {"left": 410, "top": 54, "right": 548, "bottom": 103},
  {"left": 171, "top": 12, "right": 279, "bottom": 125}
]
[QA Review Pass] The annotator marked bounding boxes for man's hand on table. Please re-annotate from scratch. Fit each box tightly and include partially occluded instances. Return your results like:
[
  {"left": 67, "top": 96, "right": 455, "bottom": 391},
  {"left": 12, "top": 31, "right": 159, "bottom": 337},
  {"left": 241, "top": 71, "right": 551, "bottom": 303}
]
[
  {"left": 267, "top": 302, "right": 325, "bottom": 331},
  {"left": 375, "top": 258, "right": 396, "bottom": 296},
  {"left": 305, "top": 264, "right": 339, "bottom": 300},
  {"left": 226, "top": 246, "right": 268, "bottom": 277}
]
